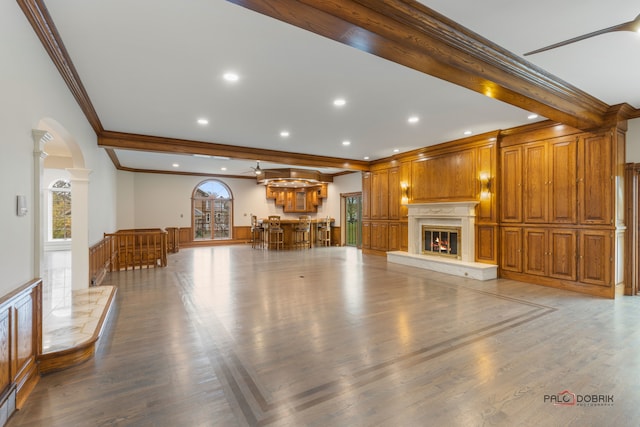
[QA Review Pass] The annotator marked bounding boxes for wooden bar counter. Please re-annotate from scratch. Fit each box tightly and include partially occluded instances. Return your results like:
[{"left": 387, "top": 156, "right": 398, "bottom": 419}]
[{"left": 262, "top": 218, "right": 333, "bottom": 249}]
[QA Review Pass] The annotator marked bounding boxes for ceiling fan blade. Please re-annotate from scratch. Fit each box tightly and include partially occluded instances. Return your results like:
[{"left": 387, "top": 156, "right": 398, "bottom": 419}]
[{"left": 524, "top": 18, "right": 637, "bottom": 56}]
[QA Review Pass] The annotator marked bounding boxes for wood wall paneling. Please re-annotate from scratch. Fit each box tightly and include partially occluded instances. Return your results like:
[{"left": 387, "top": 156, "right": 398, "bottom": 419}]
[
  {"left": 500, "top": 146, "right": 522, "bottom": 223},
  {"left": 549, "top": 137, "right": 578, "bottom": 223},
  {"left": 388, "top": 168, "right": 400, "bottom": 220},
  {"left": 475, "top": 225, "right": 496, "bottom": 263},
  {"left": 579, "top": 230, "right": 612, "bottom": 288},
  {"left": 0, "top": 279, "right": 42, "bottom": 416},
  {"left": 477, "top": 145, "right": 496, "bottom": 222},
  {"left": 549, "top": 229, "right": 577, "bottom": 281},
  {"left": 362, "top": 173, "right": 371, "bottom": 220},
  {"left": 579, "top": 132, "right": 613, "bottom": 225},
  {"left": 500, "top": 227, "right": 522, "bottom": 273},
  {"left": 523, "top": 142, "right": 548, "bottom": 223}
]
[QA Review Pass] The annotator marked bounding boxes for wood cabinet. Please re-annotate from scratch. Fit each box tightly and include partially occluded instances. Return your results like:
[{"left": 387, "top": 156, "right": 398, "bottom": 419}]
[
  {"left": 501, "top": 227, "right": 522, "bottom": 273},
  {"left": 266, "top": 185, "right": 327, "bottom": 213},
  {"left": 579, "top": 132, "right": 612, "bottom": 225},
  {"left": 579, "top": 229, "right": 612, "bottom": 287},
  {"left": 362, "top": 221, "right": 371, "bottom": 249},
  {"left": 388, "top": 222, "right": 401, "bottom": 251},
  {"left": 362, "top": 172, "right": 371, "bottom": 220},
  {"left": 371, "top": 170, "right": 389, "bottom": 219},
  {"left": 522, "top": 137, "right": 577, "bottom": 224},
  {"left": 370, "top": 222, "right": 389, "bottom": 251},
  {"left": 388, "top": 167, "right": 400, "bottom": 220},
  {"left": 500, "top": 146, "right": 522, "bottom": 223}
]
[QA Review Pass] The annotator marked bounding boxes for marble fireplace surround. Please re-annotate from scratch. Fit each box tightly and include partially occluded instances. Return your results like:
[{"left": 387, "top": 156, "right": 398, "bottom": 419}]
[{"left": 387, "top": 201, "right": 497, "bottom": 281}]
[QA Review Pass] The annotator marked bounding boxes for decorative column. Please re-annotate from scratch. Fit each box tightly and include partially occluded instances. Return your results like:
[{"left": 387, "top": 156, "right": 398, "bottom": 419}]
[
  {"left": 32, "top": 129, "right": 51, "bottom": 278},
  {"left": 67, "top": 168, "right": 91, "bottom": 290}
]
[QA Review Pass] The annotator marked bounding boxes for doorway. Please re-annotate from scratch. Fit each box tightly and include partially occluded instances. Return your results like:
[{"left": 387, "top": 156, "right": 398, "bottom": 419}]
[{"left": 343, "top": 193, "right": 362, "bottom": 248}]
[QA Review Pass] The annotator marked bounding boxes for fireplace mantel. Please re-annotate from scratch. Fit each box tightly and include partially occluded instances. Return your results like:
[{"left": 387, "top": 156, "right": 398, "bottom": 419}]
[
  {"left": 388, "top": 201, "right": 497, "bottom": 281},
  {"left": 406, "top": 201, "right": 478, "bottom": 262}
]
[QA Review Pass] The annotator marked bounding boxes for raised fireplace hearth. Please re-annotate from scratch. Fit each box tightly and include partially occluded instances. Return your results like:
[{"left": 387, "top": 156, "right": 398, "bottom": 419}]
[{"left": 387, "top": 201, "right": 497, "bottom": 280}]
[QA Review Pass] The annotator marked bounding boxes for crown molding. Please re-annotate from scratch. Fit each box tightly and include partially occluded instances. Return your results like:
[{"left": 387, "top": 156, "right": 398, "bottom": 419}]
[{"left": 17, "top": 0, "right": 103, "bottom": 134}]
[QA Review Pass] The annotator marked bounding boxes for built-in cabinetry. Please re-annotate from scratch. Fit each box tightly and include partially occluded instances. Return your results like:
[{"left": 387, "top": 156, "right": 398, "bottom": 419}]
[
  {"left": 266, "top": 184, "right": 328, "bottom": 213},
  {"left": 362, "top": 164, "right": 407, "bottom": 255},
  {"left": 499, "top": 128, "right": 623, "bottom": 297}
]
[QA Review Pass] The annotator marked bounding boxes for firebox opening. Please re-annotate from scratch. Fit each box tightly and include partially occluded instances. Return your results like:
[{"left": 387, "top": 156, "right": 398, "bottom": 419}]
[{"left": 422, "top": 226, "right": 461, "bottom": 259}]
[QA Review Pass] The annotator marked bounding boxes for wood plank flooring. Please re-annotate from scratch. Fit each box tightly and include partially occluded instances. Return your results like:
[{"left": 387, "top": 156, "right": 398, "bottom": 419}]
[{"left": 8, "top": 246, "right": 640, "bottom": 426}]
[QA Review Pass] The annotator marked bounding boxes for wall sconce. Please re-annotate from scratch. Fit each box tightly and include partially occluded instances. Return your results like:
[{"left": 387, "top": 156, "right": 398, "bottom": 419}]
[
  {"left": 401, "top": 182, "right": 409, "bottom": 201},
  {"left": 479, "top": 172, "right": 491, "bottom": 196}
]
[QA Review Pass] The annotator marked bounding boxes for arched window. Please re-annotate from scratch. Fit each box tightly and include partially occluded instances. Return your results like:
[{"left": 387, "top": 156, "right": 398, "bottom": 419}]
[
  {"left": 192, "top": 180, "right": 233, "bottom": 240},
  {"left": 50, "top": 179, "right": 71, "bottom": 240}
]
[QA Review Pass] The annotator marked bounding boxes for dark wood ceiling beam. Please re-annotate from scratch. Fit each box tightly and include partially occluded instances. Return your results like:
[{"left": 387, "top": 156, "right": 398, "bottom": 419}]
[
  {"left": 17, "top": 0, "right": 104, "bottom": 134},
  {"left": 99, "top": 131, "right": 370, "bottom": 171},
  {"left": 227, "top": 0, "right": 616, "bottom": 130}
]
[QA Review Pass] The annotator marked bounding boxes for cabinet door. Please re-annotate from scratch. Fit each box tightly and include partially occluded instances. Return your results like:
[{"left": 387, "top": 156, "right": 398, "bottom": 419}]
[
  {"left": 400, "top": 222, "right": 409, "bottom": 251},
  {"left": 579, "top": 133, "right": 612, "bottom": 225},
  {"left": 524, "top": 229, "right": 546, "bottom": 276},
  {"left": 501, "top": 227, "right": 522, "bottom": 272},
  {"left": 500, "top": 147, "right": 522, "bottom": 223},
  {"left": 523, "top": 143, "right": 548, "bottom": 223},
  {"left": 362, "top": 172, "right": 371, "bottom": 220},
  {"left": 579, "top": 230, "right": 612, "bottom": 287},
  {"left": 362, "top": 221, "right": 371, "bottom": 249},
  {"left": 548, "top": 230, "right": 577, "bottom": 281},
  {"left": 388, "top": 222, "right": 400, "bottom": 251},
  {"left": 370, "top": 222, "right": 389, "bottom": 251},
  {"left": 388, "top": 167, "right": 400, "bottom": 220},
  {"left": 549, "top": 138, "right": 577, "bottom": 223},
  {"left": 371, "top": 170, "right": 389, "bottom": 220}
]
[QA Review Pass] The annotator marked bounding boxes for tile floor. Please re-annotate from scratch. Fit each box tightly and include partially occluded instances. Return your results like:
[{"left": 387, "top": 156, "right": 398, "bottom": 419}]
[{"left": 42, "top": 250, "right": 113, "bottom": 353}]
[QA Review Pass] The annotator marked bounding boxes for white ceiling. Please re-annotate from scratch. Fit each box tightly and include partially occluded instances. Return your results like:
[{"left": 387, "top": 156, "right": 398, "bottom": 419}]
[{"left": 41, "top": 0, "right": 640, "bottom": 176}]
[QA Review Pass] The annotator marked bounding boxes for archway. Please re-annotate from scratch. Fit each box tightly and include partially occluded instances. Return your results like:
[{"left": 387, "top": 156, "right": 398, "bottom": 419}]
[{"left": 33, "top": 118, "right": 91, "bottom": 291}]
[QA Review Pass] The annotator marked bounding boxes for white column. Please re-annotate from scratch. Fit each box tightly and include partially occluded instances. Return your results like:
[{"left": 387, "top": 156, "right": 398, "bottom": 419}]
[
  {"left": 32, "top": 130, "right": 50, "bottom": 278},
  {"left": 67, "top": 168, "right": 91, "bottom": 290}
]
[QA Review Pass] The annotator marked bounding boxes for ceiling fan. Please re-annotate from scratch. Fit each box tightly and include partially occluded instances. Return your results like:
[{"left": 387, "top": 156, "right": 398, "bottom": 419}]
[
  {"left": 251, "top": 161, "right": 262, "bottom": 175},
  {"left": 524, "top": 12, "right": 640, "bottom": 56}
]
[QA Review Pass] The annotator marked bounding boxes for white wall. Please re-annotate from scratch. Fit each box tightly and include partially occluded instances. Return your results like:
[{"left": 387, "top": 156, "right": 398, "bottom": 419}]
[
  {"left": 0, "top": 2, "right": 117, "bottom": 295},
  {"left": 127, "top": 171, "right": 363, "bottom": 230},
  {"left": 626, "top": 118, "right": 640, "bottom": 162}
]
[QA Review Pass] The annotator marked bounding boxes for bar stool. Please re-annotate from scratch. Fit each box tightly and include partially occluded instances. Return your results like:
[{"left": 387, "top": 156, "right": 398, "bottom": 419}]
[
  {"left": 293, "top": 215, "right": 311, "bottom": 249},
  {"left": 267, "top": 215, "right": 284, "bottom": 250},
  {"left": 317, "top": 216, "right": 331, "bottom": 246},
  {"left": 250, "top": 215, "right": 265, "bottom": 249}
]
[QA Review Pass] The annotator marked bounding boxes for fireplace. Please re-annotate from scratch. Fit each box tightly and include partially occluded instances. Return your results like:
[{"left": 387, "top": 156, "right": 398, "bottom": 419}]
[
  {"left": 387, "top": 201, "right": 497, "bottom": 281},
  {"left": 422, "top": 226, "right": 461, "bottom": 259}
]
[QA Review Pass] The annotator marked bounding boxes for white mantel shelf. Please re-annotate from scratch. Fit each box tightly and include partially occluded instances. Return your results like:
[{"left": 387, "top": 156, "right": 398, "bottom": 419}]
[{"left": 387, "top": 200, "right": 497, "bottom": 281}]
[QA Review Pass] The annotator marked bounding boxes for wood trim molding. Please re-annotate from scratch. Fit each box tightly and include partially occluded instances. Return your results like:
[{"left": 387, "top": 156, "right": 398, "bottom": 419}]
[
  {"left": 227, "top": 0, "right": 627, "bottom": 130},
  {"left": 99, "top": 131, "right": 370, "bottom": 171},
  {"left": 17, "top": 0, "right": 104, "bottom": 134}
]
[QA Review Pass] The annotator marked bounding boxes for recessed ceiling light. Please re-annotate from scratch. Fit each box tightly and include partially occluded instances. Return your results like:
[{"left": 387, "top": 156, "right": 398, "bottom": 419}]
[
  {"left": 464, "top": 130, "right": 472, "bottom": 135},
  {"left": 197, "top": 118, "right": 209, "bottom": 125},
  {"left": 342, "top": 140, "right": 351, "bottom": 146},
  {"left": 528, "top": 114, "right": 539, "bottom": 120},
  {"left": 333, "top": 98, "right": 346, "bottom": 107},
  {"left": 364, "top": 156, "right": 370, "bottom": 160},
  {"left": 280, "top": 130, "right": 290, "bottom": 137},
  {"left": 172, "top": 163, "right": 179, "bottom": 168},
  {"left": 408, "top": 116, "right": 419, "bottom": 124},
  {"left": 221, "top": 167, "right": 227, "bottom": 171},
  {"left": 393, "top": 149, "right": 400, "bottom": 153},
  {"left": 193, "top": 154, "right": 210, "bottom": 158},
  {"left": 223, "top": 72, "right": 239, "bottom": 82}
]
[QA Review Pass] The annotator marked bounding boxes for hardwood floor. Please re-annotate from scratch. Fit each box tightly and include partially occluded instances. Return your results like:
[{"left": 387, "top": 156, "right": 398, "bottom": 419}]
[{"left": 8, "top": 246, "right": 640, "bottom": 426}]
